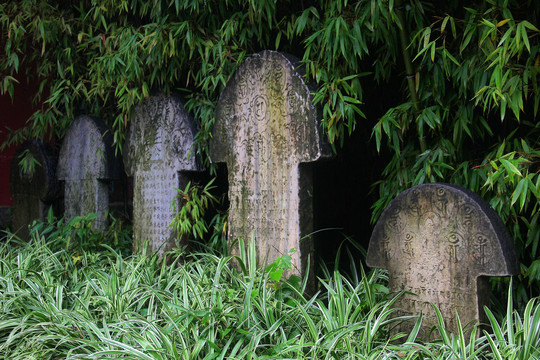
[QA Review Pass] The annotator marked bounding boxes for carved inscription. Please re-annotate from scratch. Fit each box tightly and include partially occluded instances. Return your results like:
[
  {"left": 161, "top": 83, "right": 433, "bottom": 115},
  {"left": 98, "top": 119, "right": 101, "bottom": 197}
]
[
  {"left": 132, "top": 166, "right": 178, "bottom": 255},
  {"left": 367, "top": 183, "right": 519, "bottom": 340},
  {"left": 124, "top": 94, "right": 199, "bottom": 256},
  {"left": 210, "top": 51, "right": 331, "bottom": 283}
]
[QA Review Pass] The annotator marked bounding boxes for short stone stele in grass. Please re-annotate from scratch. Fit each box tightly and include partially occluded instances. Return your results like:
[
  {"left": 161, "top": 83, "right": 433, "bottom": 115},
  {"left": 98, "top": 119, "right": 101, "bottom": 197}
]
[
  {"left": 210, "top": 50, "right": 332, "bottom": 289},
  {"left": 367, "top": 183, "right": 519, "bottom": 340},
  {"left": 124, "top": 94, "right": 199, "bottom": 258},
  {"left": 58, "top": 115, "right": 120, "bottom": 231},
  {"left": 10, "top": 140, "right": 60, "bottom": 240}
]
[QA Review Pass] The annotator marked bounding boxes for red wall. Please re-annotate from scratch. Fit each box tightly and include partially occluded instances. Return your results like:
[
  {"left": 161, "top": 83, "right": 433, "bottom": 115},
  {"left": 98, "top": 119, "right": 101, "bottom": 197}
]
[{"left": 0, "top": 77, "right": 40, "bottom": 206}]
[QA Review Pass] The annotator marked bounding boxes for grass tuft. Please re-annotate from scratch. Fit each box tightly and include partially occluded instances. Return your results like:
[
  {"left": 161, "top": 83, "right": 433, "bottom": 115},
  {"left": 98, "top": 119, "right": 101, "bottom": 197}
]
[{"left": 1, "top": 219, "right": 539, "bottom": 359}]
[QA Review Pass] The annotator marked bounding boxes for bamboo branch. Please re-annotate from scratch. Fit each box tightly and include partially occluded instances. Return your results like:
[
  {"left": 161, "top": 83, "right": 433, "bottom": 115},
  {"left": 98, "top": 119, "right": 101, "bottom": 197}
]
[{"left": 395, "top": 0, "right": 426, "bottom": 152}]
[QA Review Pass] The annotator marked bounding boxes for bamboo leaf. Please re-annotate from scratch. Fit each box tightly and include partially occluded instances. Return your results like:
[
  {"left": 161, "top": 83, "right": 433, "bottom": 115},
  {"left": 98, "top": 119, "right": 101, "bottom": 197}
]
[
  {"left": 496, "top": 19, "right": 511, "bottom": 27},
  {"left": 521, "top": 23, "right": 531, "bottom": 52},
  {"left": 522, "top": 20, "right": 540, "bottom": 32},
  {"left": 511, "top": 177, "right": 525, "bottom": 207},
  {"left": 441, "top": 16, "right": 450, "bottom": 34},
  {"left": 501, "top": 158, "right": 522, "bottom": 177}
]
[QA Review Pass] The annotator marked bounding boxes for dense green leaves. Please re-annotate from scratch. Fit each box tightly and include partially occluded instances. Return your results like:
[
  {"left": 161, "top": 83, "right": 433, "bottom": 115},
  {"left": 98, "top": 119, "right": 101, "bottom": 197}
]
[
  {"left": 1, "top": 0, "right": 539, "bottom": 305},
  {"left": 0, "top": 226, "right": 396, "bottom": 359},
  {"left": 1, "top": 224, "right": 540, "bottom": 358},
  {"left": 365, "top": 0, "right": 540, "bottom": 306},
  {"left": 0, "top": 0, "right": 280, "bottom": 158}
]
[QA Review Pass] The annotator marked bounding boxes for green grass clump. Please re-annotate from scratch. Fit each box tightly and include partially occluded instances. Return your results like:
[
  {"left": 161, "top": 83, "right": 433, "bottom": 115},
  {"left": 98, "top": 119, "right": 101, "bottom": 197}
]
[
  {"left": 0, "top": 219, "right": 539, "bottom": 359},
  {"left": 0, "top": 234, "right": 394, "bottom": 359}
]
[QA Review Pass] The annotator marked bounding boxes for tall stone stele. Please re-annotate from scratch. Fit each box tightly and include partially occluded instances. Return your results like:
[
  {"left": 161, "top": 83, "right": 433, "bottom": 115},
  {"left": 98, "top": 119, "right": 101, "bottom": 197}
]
[
  {"left": 367, "top": 183, "right": 519, "bottom": 340},
  {"left": 210, "top": 50, "right": 331, "bottom": 286},
  {"left": 124, "top": 94, "right": 199, "bottom": 258},
  {"left": 57, "top": 115, "right": 120, "bottom": 230},
  {"left": 10, "top": 140, "right": 60, "bottom": 240}
]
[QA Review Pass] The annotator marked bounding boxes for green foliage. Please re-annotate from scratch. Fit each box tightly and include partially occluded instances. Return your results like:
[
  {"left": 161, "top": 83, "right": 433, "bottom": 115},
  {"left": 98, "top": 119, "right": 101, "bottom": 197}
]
[
  {"left": 263, "top": 248, "right": 304, "bottom": 293},
  {"left": 265, "top": 248, "right": 294, "bottom": 282},
  {"left": 1, "top": 229, "right": 539, "bottom": 359},
  {"left": 28, "top": 209, "right": 132, "bottom": 258},
  {"left": 0, "top": 228, "right": 398, "bottom": 359},
  {"left": 366, "top": 0, "right": 540, "bottom": 308},
  {"left": 1, "top": 0, "right": 539, "bottom": 307},
  {"left": 16, "top": 149, "right": 41, "bottom": 174},
  {"left": 483, "top": 280, "right": 540, "bottom": 360},
  {"left": 170, "top": 180, "right": 217, "bottom": 240},
  {"left": 0, "top": 0, "right": 282, "bottom": 162},
  {"left": 169, "top": 178, "right": 228, "bottom": 254}
]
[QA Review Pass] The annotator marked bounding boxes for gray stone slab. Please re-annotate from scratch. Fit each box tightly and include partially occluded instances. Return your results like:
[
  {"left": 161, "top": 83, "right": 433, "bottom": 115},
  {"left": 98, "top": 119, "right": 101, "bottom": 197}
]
[
  {"left": 367, "top": 183, "right": 519, "bottom": 339},
  {"left": 57, "top": 115, "right": 120, "bottom": 230},
  {"left": 124, "top": 94, "right": 199, "bottom": 257},
  {"left": 210, "top": 50, "right": 331, "bottom": 284},
  {"left": 9, "top": 140, "right": 60, "bottom": 240}
]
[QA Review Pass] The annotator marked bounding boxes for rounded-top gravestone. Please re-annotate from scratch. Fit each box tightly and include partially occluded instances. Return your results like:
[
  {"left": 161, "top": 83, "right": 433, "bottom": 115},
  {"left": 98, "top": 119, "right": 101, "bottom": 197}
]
[
  {"left": 57, "top": 115, "right": 120, "bottom": 230},
  {"left": 210, "top": 50, "right": 332, "bottom": 288},
  {"left": 367, "top": 183, "right": 519, "bottom": 339},
  {"left": 124, "top": 94, "right": 199, "bottom": 257},
  {"left": 10, "top": 140, "right": 60, "bottom": 240}
]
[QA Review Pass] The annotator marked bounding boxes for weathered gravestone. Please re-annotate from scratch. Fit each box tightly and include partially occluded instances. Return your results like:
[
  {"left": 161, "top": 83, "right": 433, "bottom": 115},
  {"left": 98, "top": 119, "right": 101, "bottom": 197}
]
[
  {"left": 124, "top": 94, "right": 199, "bottom": 257},
  {"left": 367, "top": 183, "right": 519, "bottom": 339},
  {"left": 10, "top": 140, "right": 60, "bottom": 240},
  {"left": 57, "top": 115, "right": 120, "bottom": 231},
  {"left": 210, "top": 50, "right": 331, "bottom": 284}
]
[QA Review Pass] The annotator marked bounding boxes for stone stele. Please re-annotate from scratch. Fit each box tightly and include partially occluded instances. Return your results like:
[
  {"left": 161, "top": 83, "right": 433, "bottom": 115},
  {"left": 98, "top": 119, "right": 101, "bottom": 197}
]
[
  {"left": 124, "top": 94, "right": 199, "bottom": 257},
  {"left": 9, "top": 140, "right": 60, "bottom": 240},
  {"left": 367, "top": 183, "right": 519, "bottom": 339},
  {"left": 57, "top": 115, "right": 120, "bottom": 230},
  {"left": 210, "top": 50, "right": 331, "bottom": 285}
]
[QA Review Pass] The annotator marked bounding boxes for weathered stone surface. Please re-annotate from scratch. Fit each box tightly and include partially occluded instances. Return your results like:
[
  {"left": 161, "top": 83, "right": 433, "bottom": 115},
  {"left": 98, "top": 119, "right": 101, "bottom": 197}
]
[
  {"left": 124, "top": 94, "right": 199, "bottom": 257},
  {"left": 57, "top": 115, "right": 120, "bottom": 230},
  {"left": 210, "top": 50, "right": 331, "bottom": 284},
  {"left": 9, "top": 140, "right": 60, "bottom": 240},
  {"left": 367, "top": 183, "right": 519, "bottom": 339}
]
